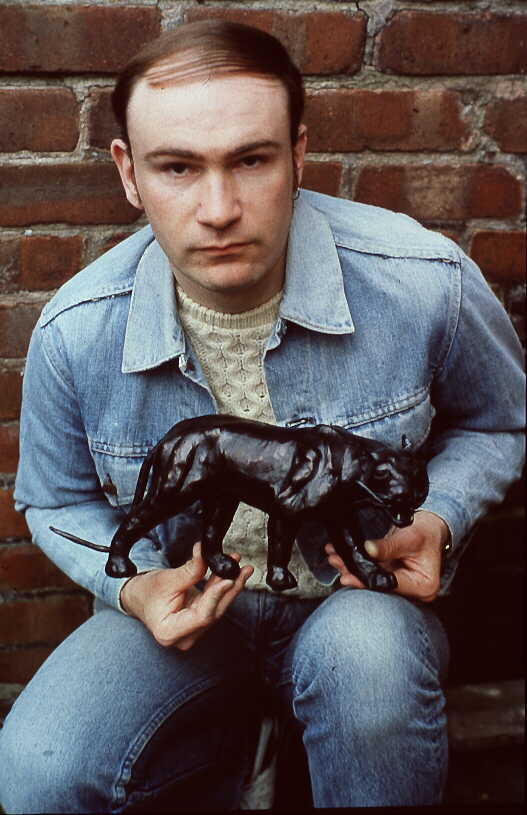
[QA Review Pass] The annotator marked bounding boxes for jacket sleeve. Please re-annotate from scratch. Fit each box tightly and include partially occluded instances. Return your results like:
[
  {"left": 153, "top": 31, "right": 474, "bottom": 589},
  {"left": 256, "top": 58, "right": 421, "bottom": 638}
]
[
  {"left": 14, "top": 319, "right": 168, "bottom": 611},
  {"left": 419, "top": 249, "right": 525, "bottom": 589}
]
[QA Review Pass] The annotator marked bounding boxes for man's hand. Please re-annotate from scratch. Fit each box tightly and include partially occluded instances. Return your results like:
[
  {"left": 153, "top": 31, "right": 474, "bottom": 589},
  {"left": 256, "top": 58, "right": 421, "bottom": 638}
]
[
  {"left": 120, "top": 543, "right": 253, "bottom": 650},
  {"left": 325, "top": 511, "right": 450, "bottom": 603}
]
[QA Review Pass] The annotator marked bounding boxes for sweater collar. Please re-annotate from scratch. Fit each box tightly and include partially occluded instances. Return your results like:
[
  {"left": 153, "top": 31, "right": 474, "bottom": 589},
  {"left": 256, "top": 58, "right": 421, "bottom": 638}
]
[{"left": 123, "top": 191, "right": 354, "bottom": 373}]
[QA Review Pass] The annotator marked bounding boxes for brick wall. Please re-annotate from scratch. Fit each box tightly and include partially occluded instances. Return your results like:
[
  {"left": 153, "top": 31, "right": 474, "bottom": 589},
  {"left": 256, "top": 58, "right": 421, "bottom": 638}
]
[{"left": 0, "top": 0, "right": 525, "bottom": 718}]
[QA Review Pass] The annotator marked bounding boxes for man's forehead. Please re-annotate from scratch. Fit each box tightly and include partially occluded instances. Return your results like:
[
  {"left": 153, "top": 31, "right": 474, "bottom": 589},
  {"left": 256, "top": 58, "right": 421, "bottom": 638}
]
[{"left": 127, "top": 72, "right": 290, "bottom": 153}]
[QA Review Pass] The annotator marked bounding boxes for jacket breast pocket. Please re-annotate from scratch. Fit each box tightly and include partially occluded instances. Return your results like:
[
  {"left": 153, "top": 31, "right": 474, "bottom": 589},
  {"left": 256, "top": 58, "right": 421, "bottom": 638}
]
[
  {"left": 342, "top": 388, "right": 435, "bottom": 451},
  {"left": 88, "top": 439, "right": 150, "bottom": 509}
]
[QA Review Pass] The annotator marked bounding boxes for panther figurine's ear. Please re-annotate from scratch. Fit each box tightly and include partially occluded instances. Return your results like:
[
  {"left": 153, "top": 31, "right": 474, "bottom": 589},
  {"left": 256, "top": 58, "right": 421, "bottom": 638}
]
[{"left": 401, "top": 434, "right": 412, "bottom": 450}]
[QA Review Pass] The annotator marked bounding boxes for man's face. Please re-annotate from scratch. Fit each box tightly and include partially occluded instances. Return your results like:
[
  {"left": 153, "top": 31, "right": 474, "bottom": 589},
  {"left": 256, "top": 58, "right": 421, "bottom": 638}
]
[{"left": 112, "top": 71, "right": 306, "bottom": 312}]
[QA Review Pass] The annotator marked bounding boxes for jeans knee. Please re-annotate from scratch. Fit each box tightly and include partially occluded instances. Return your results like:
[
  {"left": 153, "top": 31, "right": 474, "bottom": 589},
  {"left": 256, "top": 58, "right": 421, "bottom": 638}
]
[
  {"left": 0, "top": 701, "right": 93, "bottom": 813},
  {"left": 290, "top": 589, "right": 447, "bottom": 731}
]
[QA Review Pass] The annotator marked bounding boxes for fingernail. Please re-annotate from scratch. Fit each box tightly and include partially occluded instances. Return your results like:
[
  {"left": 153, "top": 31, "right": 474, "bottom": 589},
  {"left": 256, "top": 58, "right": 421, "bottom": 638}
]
[{"left": 365, "top": 540, "right": 378, "bottom": 557}]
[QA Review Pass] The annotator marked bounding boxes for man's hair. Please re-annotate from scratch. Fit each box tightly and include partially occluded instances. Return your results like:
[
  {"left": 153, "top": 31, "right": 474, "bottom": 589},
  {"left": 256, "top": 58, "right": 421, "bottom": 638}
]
[{"left": 112, "top": 20, "right": 305, "bottom": 146}]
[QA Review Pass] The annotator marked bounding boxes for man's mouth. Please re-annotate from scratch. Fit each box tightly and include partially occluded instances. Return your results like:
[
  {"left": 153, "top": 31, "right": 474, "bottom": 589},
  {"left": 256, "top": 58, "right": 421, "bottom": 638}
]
[{"left": 197, "top": 242, "right": 249, "bottom": 255}]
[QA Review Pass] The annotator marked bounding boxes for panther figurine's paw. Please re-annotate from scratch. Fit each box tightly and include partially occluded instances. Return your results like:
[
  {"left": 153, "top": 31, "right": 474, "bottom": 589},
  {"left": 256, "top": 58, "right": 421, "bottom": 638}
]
[
  {"left": 267, "top": 566, "right": 298, "bottom": 592},
  {"left": 105, "top": 555, "right": 137, "bottom": 578},
  {"left": 366, "top": 571, "right": 398, "bottom": 592},
  {"left": 207, "top": 554, "right": 241, "bottom": 581}
]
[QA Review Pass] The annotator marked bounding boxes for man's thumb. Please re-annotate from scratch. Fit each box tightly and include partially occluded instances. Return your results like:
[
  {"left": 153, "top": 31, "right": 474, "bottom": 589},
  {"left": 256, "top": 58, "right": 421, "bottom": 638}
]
[
  {"left": 180, "top": 542, "right": 206, "bottom": 583},
  {"left": 364, "top": 532, "right": 411, "bottom": 560},
  {"left": 364, "top": 540, "right": 379, "bottom": 558}
]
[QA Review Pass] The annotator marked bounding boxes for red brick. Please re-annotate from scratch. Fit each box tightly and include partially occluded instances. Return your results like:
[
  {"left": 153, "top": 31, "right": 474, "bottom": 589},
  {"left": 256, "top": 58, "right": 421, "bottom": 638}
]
[
  {"left": 0, "top": 302, "right": 43, "bottom": 358},
  {"left": 1, "top": 235, "right": 83, "bottom": 293},
  {"left": 302, "top": 162, "right": 343, "bottom": 197},
  {"left": 377, "top": 12, "right": 527, "bottom": 75},
  {"left": 0, "top": 4, "right": 161, "bottom": 73},
  {"left": 88, "top": 88, "right": 118, "bottom": 151},
  {"left": 0, "top": 423, "right": 18, "bottom": 473},
  {"left": 470, "top": 231, "right": 526, "bottom": 283},
  {"left": 20, "top": 235, "right": 84, "bottom": 290},
  {"left": 0, "top": 595, "right": 90, "bottom": 646},
  {"left": 0, "top": 645, "right": 54, "bottom": 684},
  {"left": 186, "top": 8, "right": 366, "bottom": 74},
  {"left": 355, "top": 164, "right": 523, "bottom": 221},
  {"left": 302, "top": 11, "right": 366, "bottom": 74},
  {"left": 0, "top": 163, "right": 140, "bottom": 227},
  {"left": 0, "top": 88, "right": 79, "bottom": 152},
  {"left": 432, "top": 228, "right": 464, "bottom": 247},
  {"left": 0, "top": 489, "right": 29, "bottom": 538},
  {"left": 0, "top": 370, "right": 23, "bottom": 421},
  {"left": 100, "top": 232, "right": 133, "bottom": 256},
  {"left": 0, "top": 543, "right": 75, "bottom": 591},
  {"left": 305, "top": 89, "right": 469, "bottom": 152},
  {"left": 483, "top": 96, "right": 527, "bottom": 153}
]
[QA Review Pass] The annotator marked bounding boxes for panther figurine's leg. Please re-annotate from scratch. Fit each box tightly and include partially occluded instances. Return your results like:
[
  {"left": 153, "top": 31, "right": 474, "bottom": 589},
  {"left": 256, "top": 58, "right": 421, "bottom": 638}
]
[
  {"left": 266, "top": 514, "right": 299, "bottom": 591},
  {"left": 106, "top": 495, "right": 190, "bottom": 578},
  {"left": 329, "top": 522, "right": 397, "bottom": 592},
  {"left": 201, "top": 498, "right": 241, "bottom": 580}
]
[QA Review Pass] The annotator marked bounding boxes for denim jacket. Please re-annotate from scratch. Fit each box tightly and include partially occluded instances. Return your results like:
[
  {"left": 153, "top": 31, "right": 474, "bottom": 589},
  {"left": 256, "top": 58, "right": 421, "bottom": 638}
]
[{"left": 15, "top": 190, "right": 525, "bottom": 609}]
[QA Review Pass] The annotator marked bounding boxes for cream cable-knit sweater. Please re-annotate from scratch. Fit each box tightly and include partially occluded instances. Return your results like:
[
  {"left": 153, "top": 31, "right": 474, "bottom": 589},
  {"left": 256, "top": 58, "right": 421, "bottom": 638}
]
[{"left": 176, "top": 284, "right": 332, "bottom": 598}]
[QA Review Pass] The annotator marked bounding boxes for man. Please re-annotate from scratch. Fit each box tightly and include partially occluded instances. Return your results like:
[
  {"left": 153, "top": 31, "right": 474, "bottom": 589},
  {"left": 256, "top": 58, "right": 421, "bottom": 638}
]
[{"left": 0, "top": 20, "right": 524, "bottom": 812}]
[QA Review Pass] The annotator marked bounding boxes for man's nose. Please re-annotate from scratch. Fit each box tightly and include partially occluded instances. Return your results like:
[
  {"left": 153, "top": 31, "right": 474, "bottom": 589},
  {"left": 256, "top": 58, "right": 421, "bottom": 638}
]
[{"left": 196, "top": 172, "right": 242, "bottom": 231}]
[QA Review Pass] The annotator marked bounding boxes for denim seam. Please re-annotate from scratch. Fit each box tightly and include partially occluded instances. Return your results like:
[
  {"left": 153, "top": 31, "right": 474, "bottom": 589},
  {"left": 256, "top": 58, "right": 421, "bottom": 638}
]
[
  {"left": 433, "top": 260, "right": 463, "bottom": 381},
  {"left": 111, "top": 674, "right": 225, "bottom": 809},
  {"left": 40, "top": 324, "right": 76, "bottom": 394},
  {"left": 415, "top": 620, "right": 447, "bottom": 773}
]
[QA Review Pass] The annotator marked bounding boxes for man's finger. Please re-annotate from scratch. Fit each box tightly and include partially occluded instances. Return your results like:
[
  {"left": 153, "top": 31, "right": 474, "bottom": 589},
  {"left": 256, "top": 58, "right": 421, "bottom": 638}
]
[
  {"left": 194, "top": 576, "right": 238, "bottom": 622},
  {"left": 391, "top": 566, "right": 440, "bottom": 603},
  {"left": 215, "top": 564, "right": 254, "bottom": 617},
  {"left": 324, "top": 544, "right": 366, "bottom": 589}
]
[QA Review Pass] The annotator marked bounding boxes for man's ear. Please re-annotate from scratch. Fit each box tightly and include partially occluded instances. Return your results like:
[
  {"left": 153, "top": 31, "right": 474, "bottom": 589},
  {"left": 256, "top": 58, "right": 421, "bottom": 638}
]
[
  {"left": 110, "top": 139, "right": 144, "bottom": 211},
  {"left": 293, "top": 124, "right": 307, "bottom": 189}
]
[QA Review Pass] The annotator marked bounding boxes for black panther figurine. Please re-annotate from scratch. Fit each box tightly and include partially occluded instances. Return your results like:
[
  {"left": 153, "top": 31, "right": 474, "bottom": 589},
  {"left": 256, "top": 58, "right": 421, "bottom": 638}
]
[{"left": 51, "top": 415, "right": 429, "bottom": 592}]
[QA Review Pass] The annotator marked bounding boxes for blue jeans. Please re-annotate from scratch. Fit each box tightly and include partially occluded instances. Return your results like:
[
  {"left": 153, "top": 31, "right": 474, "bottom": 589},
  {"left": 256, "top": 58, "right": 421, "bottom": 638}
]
[{"left": 0, "top": 588, "right": 449, "bottom": 811}]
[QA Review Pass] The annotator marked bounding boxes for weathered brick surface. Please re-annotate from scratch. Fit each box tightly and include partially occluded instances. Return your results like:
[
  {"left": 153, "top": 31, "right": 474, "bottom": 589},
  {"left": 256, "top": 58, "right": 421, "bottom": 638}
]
[
  {"left": 0, "top": 595, "right": 90, "bottom": 646},
  {"left": 0, "top": 88, "right": 79, "bottom": 152},
  {"left": 0, "top": 164, "right": 140, "bottom": 227},
  {"left": 0, "top": 371, "right": 23, "bottom": 421},
  {"left": 302, "top": 161, "right": 343, "bottom": 197},
  {"left": 1, "top": 235, "right": 84, "bottom": 292},
  {"left": 19, "top": 235, "right": 84, "bottom": 291},
  {"left": 378, "top": 12, "right": 527, "bottom": 75},
  {"left": 355, "top": 165, "right": 523, "bottom": 221},
  {"left": 0, "top": 423, "right": 18, "bottom": 474},
  {"left": 0, "top": 489, "right": 29, "bottom": 538},
  {"left": 0, "top": 543, "right": 75, "bottom": 591},
  {"left": 0, "top": 302, "right": 42, "bottom": 358},
  {"left": 88, "top": 88, "right": 118, "bottom": 151},
  {"left": 470, "top": 231, "right": 526, "bottom": 283},
  {"left": 483, "top": 96, "right": 527, "bottom": 154},
  {"left": 0, "top": 237, "right": 19, "bottom": 290},
  {"left": 0, "top": 645, "right": 54, "bottom": 684},
  {"left": 186, "top": 8, "right": 367, "bottom": 74},
  {"left": 0, "top": 4, "right": 161, "bottom": 73},
  {"left": 99, "top": 232, "right": 134, "bottom": 257},
  {"left": 305, "top": 89, "right": 469, "bottom": 152}
]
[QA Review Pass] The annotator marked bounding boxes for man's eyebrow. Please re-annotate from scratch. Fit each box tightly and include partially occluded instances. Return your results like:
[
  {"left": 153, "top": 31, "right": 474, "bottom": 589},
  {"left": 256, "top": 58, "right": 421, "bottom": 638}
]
[{"left": 143, "top": 140, "right": 282, "bottom": 162}]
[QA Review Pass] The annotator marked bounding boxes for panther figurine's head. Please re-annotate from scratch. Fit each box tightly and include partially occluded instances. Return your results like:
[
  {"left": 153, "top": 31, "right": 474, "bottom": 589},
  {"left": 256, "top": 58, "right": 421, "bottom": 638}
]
[{"left": 355, "top": 441, "right": 429, "bottom": 527}]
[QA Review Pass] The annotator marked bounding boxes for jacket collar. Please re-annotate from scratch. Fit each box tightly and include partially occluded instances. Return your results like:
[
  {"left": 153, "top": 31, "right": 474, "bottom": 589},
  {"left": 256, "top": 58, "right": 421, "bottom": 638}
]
[{"left": 122, "top": 191, "right": 354, "bottom": 373}]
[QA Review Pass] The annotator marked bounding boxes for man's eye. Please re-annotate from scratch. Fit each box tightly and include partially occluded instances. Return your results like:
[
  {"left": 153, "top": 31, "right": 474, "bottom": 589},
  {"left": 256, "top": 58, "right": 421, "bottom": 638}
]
[
  {"left": 241, "top": 155, "right": 264, "bottom": 169},
  {"left": 167, "top": 163, "right": 191, "bottom": 177}
]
